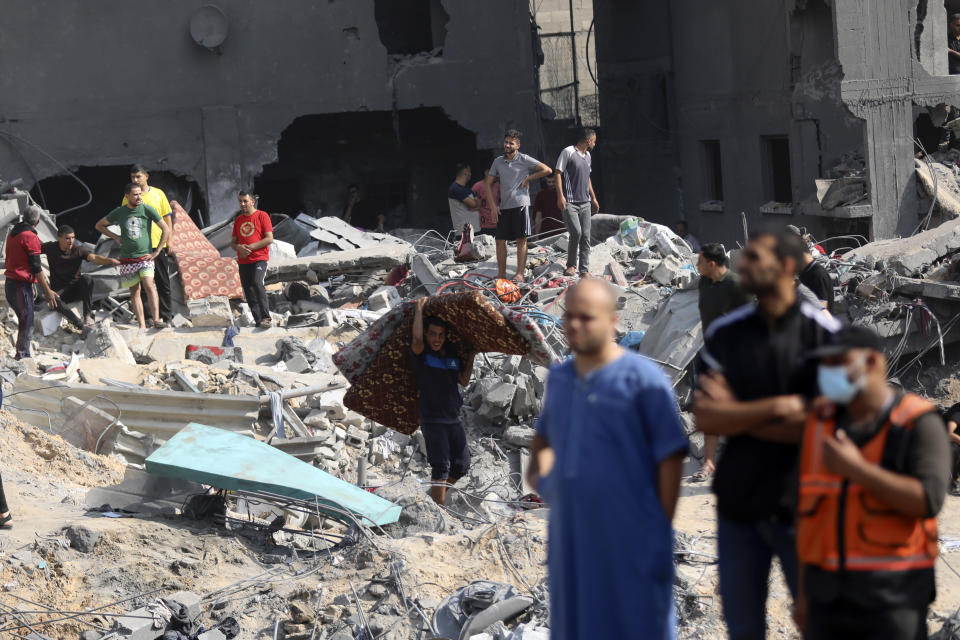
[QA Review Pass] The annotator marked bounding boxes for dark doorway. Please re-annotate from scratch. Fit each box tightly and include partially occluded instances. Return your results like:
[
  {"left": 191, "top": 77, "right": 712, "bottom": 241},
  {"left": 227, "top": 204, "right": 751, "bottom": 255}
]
[
  {"left": 30, "top": 166, "right": 206, "bottom": 243},
  {"left": 254, "top": 108, "right": 480, "bottom": 231}
]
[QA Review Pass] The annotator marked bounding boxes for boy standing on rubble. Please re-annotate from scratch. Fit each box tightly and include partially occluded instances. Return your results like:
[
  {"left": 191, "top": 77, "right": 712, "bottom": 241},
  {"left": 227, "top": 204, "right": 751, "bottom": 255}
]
[
  {"left": 485, "top": 129, "right": 552, "bottom": 282},
  {"left": 231, "top": 191, "right": 274, "bottom": 328},
  {"left": 410, "top": 297, "right": 475, "bottom": 505},
  {"left": 96, "top": 184, "right": 169, "bottom": 330},
  {"left": 795, "top": 326, "right": 949, "bottom": 639},
  {"left": 527, "top": 279, "right": 687, "bottom": 640}
]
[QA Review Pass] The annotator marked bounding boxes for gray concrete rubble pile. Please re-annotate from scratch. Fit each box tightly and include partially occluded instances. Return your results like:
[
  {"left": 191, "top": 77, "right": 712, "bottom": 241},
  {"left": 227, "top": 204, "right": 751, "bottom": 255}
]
[{"left": 6, "top": 204, "right": 960, "bottom": 639}]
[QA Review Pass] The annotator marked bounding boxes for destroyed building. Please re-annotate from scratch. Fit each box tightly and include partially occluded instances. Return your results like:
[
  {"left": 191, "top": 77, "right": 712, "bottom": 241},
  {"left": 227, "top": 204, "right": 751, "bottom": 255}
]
[
  {"left": 596, "top": 0, "right": 960, "bottom": 244},
  {"left": 0, "top": 1, "right": 542, "bottom": 234}
]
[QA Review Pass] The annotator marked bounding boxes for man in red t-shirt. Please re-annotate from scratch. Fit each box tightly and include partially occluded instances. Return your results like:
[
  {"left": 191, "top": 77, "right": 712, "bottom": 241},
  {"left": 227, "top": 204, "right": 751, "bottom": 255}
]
[
  {"left": 4, "top": 206, "right": 57, "bottom": 359},
  {"left": 231, "top": 191, "right": 274, "bottom": 328},
  {"left": 534, "top": 174, "right": 565, "bottom": 237}
]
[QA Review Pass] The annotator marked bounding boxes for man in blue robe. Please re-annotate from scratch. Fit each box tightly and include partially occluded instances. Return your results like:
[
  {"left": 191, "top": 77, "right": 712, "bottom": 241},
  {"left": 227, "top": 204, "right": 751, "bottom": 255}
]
[{"left": 527, "top": 278, "right": 688, "bottom": 640}]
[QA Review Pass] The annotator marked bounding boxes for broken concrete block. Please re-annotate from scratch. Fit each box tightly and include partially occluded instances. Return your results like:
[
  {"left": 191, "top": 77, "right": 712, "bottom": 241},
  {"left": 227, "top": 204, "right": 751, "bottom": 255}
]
[
  {"left": 303, "top": 411, "right": 331, "bottom": 430},
  {"left": 187, "top": 296, "right": 233, "bottom": 327},
  {"left": 236, "top": 304, "right": 255, "bottom": 327},
  {"left": 478, "top": 382, "right": 517, "bottom": 421},
  {"left": 651, "top": 255, "right": 683, "bottom": 286},
  {"left": 197, "top": 630, "right": 226, "bottom": 640},
  {"left": 607, "top": 261, "right": 628, "bottom": 286},
  {"left": 345, "top": 425, "right": 369, "bottom": 448},
  {"left": 368, "top": 285, "right": 401, "bottom": 312},
  {"left": 83, "top": 320, "right": 136, "bottom": 365},
  {"left": 284, "top": 353, "right": 312, "bottom": 374},
  {"left": 171, "top": 313, "right": 193, "bottom": 328},
  {"left": 185, "top": 345, "right": 243, "bottom": 365},
  {"left": 36, "top": 309, "right": 62, "bottom": 336},
  {"left": 634, "top": 258, "right": 661, "bottom": 276},
  {"left": 411, "top": 254, "right": 442, "bottom": 295}
]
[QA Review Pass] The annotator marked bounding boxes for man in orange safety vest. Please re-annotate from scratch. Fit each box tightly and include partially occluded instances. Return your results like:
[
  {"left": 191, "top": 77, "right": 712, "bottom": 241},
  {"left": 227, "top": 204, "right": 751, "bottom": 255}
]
[{"left": 795, "top": 325, "right": 950, "bottom": 639}]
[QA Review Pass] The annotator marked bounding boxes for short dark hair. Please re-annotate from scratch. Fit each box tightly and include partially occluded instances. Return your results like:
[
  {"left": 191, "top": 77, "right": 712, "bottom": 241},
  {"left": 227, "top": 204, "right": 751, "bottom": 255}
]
[
  {"left": 424, "top": 315, "right": 447, "bottom": 333},
  {"left": 675, "top": 220, "right": 689, "bottom": 232},
  {"left": 238, "top": 190, "right": 257, "bottom": 199},
  {"left": 750, "top": 229, "right": 805, "bottom": 274},
  {"left": 57, "top": 225, "right": 75, "bottom": 237},
  {"left": 700, "top": 243, "right": 728, "bottom": 267},
  {"left": 347, "top": 183, "right": 360, "bottom": 192},
  {"left": 454, "top": 163, "right": 471, "bottom": 178},
  {"left": 504, "top": 129, "right": 522, "bottom": 141},
  {"left": 578, "top": 127, "right": 597, "bottom": 142},
  {"left": 124, "top": 182, "right": 141, "bottom": 195},
  {"left": 951, "top": 12, "right": 960, "bottom": 21},
  {"left": 129, "top": 164, "right": 148, "bottom": 175}
]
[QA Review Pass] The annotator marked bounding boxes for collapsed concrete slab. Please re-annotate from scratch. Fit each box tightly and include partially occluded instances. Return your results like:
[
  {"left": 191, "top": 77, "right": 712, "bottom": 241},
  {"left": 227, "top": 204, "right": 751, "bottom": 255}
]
[
  {"left": 265, "top": 243, "right": 413, "bottom": 285},
  {"left": 843, "top": 217, "right": 960, "bottom": 276}
]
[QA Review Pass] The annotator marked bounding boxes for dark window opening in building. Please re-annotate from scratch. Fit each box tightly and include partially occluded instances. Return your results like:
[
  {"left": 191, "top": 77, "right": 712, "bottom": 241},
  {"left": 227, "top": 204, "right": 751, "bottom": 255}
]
[
  {"left": 761, "top": 135, "right": 793, "bottom": 203},
  {"left": 29, "top": 166, "right": 206, "bottom": 243},
  {"left": 253, "top": 107, "right": 480, "bottom": 231},
  {"left": 374, "top": 0, "right": 449, "bottom": 55},
  {"left": 700, "top": 140, "right": 723, "bottom": 202}
]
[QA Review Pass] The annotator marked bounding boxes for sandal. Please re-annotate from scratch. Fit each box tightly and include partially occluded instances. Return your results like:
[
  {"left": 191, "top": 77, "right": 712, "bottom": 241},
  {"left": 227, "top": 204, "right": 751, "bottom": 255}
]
[
  {"left": 563, "top": 267, "right": 577, "bottom": 276},
  {"left": 152, "top": 320, "right": 167, "bottom": 329},
  {"left": 0, "top": 514, "right": 11, "bottom": 529},
  {"left": 258, "top": 317, "right": 273, "bottom": 328}
]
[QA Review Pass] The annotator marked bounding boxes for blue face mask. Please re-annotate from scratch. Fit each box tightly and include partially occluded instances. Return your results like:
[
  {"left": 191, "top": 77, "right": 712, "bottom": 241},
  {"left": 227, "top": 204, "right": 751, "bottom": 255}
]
[{"left": 817, "top": 364, "right": 862, "bottom": 405}]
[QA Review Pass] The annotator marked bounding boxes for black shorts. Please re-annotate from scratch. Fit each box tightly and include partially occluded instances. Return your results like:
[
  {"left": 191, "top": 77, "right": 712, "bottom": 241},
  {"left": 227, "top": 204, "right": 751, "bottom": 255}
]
[
  {"left": 495, "top": 206, "right": 532, "bottom": 241},
  {"left": 421, "top": 420, "right": 471, "bottom": 480}
]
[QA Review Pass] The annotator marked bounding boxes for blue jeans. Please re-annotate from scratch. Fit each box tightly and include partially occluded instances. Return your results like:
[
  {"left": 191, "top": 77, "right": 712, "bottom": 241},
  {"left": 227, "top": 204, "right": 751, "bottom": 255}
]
[
  {"left": 717, "top": 515, "right": 798, "bottom": 640},
  {"left": 5, "top": 280, "right": 34, "bottom": 359}
]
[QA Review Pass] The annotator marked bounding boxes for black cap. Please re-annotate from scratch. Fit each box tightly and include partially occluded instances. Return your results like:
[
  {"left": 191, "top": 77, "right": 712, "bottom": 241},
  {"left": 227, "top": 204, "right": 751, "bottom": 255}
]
[{"left": 809, "top": 325, "right": 883, "bottom": 358}]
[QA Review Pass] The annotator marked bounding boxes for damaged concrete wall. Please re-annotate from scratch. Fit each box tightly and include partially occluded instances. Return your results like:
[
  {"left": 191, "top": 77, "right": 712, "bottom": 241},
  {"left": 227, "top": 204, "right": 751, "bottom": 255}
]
[
  {"left": 0, "top": 0, "right": 539, "bottom": 224},
  {"left": 597, "top": 0, "right": 960, "bottom": 244},
  {"left": 593, "top": 0, "right": 682, "bottom": 221}
]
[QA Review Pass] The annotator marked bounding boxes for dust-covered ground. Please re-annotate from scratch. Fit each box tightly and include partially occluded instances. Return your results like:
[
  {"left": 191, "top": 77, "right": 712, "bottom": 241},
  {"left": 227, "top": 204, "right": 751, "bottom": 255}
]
[{"left": 1, "top": 410, "right": 958, "bottom": 639}]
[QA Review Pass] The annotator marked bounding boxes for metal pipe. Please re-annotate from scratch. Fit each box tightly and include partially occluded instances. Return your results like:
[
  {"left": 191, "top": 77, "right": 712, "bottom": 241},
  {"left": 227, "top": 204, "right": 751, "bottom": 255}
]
[
  {"left": 257, "top": 382, "right": 344, "bottom": 403},
  {"left": 568, "top": 0, "right": 581, "bottom": 125}
]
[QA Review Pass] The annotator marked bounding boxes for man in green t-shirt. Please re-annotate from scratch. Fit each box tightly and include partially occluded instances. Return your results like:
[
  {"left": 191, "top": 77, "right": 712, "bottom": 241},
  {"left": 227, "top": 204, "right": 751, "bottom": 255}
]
[{"left": 95, "top": 183, "right": 170, "bottom": 329}]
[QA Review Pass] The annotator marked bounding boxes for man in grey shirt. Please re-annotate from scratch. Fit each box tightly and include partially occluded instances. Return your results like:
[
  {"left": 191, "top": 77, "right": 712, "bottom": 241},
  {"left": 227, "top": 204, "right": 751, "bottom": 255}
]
[
  {"left": 485, "top": 129, "right": 552, "bottom": 282},
  {"left": 556, "top": 128, "right": 599, "bottom": 276}
]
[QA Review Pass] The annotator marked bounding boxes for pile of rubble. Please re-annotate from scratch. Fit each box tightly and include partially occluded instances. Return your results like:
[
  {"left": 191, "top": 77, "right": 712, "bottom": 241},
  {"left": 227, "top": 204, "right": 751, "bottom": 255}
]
[{"left": 2, "top": 180, "right": 960, "bottom": 638}]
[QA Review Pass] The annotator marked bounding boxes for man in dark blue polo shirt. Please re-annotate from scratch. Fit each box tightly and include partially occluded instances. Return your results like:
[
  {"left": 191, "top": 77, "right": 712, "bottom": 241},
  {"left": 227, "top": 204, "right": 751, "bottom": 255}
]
[{"left": 411, "top": 297, "right": 476, "bottom": 504}]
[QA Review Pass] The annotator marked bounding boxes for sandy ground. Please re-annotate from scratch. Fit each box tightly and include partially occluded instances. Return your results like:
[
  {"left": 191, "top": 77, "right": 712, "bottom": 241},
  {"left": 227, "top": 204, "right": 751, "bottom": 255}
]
[
  {"left": 0, "top": 411, "right": 547, "bottom": 639},
  {"left": 1, "top": 408, "right": 957, "bottom": 639},
  {"left": 672, "top": 471, "right": 960, "bottom": 639}
]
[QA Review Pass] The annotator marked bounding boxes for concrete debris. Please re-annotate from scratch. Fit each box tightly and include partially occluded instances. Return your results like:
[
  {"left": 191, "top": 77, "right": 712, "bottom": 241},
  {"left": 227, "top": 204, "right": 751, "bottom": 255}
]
[
  {"left": 6, "top": 188, "right": 960, "bottom": 640},
  {"left": 187, "top": 296, "right": 234, "bottom": 328}
]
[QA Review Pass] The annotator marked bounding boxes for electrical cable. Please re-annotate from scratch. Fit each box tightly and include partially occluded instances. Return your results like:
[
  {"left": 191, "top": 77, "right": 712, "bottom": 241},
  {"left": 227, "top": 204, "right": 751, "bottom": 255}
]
[{"left": 0, "top": 130, "right": 93, "bottom": 216}]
